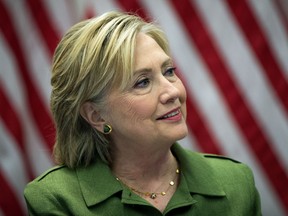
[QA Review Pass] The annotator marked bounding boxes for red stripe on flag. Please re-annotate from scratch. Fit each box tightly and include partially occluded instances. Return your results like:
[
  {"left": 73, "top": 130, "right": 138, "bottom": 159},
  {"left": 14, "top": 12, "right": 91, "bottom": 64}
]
[
  {"left": 84, "top": 4, "right": 96, "bottom": 19},
  {"left": 177, "top": 70, "right": 223, "bottom": 154},
  {"left": 170, "top": 0, "right": 288, "bottom": 213},
  {"left": 0, "top": 0, "right": 55, "bottom": 151},
  {"left": 226, "top": 0, "right": 288, "bottom": 118},
  {"left": 0, "top": 173, "right": 24, "bottom": 216},
  {"left": 0, "top": 85, "right": 34, "bottom": 180},
  {"left": 25, "top": 0, "right": 59, "bottom": 56}
]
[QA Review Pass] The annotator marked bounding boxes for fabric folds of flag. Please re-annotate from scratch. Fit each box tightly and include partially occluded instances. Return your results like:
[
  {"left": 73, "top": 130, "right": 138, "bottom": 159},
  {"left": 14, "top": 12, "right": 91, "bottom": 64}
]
[{"left": 0, "top": 0, "right": 287, "bottom": 215}]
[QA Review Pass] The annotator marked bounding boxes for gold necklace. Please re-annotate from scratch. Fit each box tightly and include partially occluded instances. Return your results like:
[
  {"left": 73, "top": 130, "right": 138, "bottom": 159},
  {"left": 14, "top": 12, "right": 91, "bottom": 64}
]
[{"left": 116, "top": 168, "right": 180, "bottom": 199}]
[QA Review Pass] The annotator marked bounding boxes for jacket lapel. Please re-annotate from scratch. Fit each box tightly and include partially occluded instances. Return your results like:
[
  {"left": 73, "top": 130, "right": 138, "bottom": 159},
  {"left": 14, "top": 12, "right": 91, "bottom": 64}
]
[
  {"left": 172, "top": 143, "right": 226, "bottom": 197},
  {"left": 76, "top": 158, "right": 122, "bottom": 207}
]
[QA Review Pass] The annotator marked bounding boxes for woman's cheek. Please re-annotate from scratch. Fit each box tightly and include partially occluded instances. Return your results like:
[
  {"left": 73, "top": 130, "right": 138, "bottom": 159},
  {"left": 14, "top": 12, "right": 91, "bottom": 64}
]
[
  {"left": 124, "top": 98, "right": 150, "bottom": 122},
  {"left": 178, "top": 81, "right": 187, "bottom": 104}
]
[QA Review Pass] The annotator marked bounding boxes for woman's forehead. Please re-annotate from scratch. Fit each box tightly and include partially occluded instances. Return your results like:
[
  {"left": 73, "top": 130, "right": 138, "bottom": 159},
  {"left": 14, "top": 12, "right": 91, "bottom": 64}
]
[{"left": 133, "top": 33, "right": 170, "bottom": 68}]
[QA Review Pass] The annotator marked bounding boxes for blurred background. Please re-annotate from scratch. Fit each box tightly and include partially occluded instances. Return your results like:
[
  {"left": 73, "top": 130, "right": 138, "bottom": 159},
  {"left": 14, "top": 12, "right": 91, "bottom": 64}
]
[{"left": 0, "top": 0, "right": 287, "bottom": 215}]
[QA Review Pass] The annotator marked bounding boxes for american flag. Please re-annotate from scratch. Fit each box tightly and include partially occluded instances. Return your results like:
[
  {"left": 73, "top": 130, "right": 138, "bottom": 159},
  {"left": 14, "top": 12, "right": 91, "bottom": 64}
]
[{"left": 0, "top": 0, "right": 287, "bottom": 215}]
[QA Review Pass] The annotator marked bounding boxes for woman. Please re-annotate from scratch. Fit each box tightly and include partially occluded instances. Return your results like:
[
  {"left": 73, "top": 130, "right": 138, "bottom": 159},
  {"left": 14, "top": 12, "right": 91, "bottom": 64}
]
[{"left": 24, "top": 11, "right": 261, "bottom": 215}]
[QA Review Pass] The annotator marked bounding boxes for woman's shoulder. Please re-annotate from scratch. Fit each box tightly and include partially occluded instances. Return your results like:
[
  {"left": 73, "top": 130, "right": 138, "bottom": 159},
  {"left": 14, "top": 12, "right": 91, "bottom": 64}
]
[
  {"left": 199, "top": 152, "right": 247, "bottom": 170},
  {"left": 197, "top": 152, "right": 252, "bottom": 173},
  {"left": 173, "top": 145, "right": 261, "bottom": 215},
  {"left": 202, "top": 152, "right": 254, "bottom": 179},
  {"left": 24, "top": 165, "right": 77, "bottom": 195},
  {"left": 24, "top": 165, "right": 88, "bottom": 214},
  {"left": 173, "top": 143, "right": 253, "bottom": 179},
  {"left": 201, "top": 153, "right": 241, "bottom": 163},
  {"left": 33, "top": 165, "right": 73, "bottom": 182}
]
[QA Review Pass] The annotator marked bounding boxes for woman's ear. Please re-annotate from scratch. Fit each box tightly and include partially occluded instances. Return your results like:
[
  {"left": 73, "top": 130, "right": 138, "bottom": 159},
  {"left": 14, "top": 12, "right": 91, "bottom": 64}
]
[{"left": 80, "top": 102, "right": 105, "bottom": 133}]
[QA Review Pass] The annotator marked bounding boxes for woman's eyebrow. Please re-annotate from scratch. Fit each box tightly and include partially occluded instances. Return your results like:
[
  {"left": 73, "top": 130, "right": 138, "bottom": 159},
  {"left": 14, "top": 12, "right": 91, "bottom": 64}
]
[
  {"left": 134, "top": 68, "right": 152, "bottom": 75},
  {"left": 133, "top": 58, "right": 173, "bottom": 75},
  {"left": 161, "top": 58, "right": 173, "bottom": 69}
]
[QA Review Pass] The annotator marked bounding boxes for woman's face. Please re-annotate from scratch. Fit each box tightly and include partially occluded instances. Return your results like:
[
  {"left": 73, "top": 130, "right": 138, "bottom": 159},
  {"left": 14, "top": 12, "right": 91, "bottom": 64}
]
[{"left": 102, "top": 33, "right": 188, "bottom": 149}]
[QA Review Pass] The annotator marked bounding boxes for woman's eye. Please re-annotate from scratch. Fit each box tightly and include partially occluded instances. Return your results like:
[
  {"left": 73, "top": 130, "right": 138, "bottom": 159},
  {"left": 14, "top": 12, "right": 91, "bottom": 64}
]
[
  {"left": 134, "top": 78, "right": 150, "bottom": 88},
  {"left": 164, "top": 67, "right": 176, "bottom": 77}
]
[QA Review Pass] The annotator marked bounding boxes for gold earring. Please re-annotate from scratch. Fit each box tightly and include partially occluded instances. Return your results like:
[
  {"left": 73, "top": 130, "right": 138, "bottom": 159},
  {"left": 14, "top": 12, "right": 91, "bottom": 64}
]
[{"left": 103, "top": 124, "right": 112, "bottom": 134}]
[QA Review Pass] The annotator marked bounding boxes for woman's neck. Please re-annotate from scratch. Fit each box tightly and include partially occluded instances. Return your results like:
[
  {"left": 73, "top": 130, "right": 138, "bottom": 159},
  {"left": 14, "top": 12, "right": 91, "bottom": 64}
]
[
  {"left": 111, "top": 146, "right": 177, "bottom": 182},
  {"left": 111, "top": 145, "right": 179, "bottom": 213}
]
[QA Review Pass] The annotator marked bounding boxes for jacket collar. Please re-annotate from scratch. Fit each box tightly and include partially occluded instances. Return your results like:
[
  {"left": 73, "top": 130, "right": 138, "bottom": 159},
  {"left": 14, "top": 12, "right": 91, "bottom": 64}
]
[
  {"left": 171, "top": 143, "right": 226, "bottom": 196},
  {"left": 76, "top": 158, "right": 122, "bottom": 207},
  {"left": 76, "top": 143, "right": 225, "bottom": 207}
]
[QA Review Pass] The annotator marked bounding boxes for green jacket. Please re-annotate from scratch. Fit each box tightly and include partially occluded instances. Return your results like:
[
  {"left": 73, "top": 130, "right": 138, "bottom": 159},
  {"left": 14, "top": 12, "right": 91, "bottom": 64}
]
[{"left": 24, "top": 143, "right": 261, "bottom": 215}]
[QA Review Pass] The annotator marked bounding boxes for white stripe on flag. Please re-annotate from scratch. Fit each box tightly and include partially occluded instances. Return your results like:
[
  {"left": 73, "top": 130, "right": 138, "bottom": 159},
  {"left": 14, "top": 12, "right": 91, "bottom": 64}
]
[
  {"left": 1, "top": 1, "right": 287, "bottom": 215},
  {"left": 0, "top": 121, "right": 28, "bottom": 211}
]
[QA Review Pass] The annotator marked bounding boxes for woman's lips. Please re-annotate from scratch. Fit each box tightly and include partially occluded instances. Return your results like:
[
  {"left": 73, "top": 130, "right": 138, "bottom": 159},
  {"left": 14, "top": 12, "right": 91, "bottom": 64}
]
[{"left": 157, "top": 108, "right": 181, "bottom": 120}]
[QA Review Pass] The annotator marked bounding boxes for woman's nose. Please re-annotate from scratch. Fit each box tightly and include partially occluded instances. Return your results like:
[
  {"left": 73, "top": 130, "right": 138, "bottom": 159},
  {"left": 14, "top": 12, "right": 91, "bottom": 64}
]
[{"left": 159, "top": 79, "right": 180, "bottom": 104}]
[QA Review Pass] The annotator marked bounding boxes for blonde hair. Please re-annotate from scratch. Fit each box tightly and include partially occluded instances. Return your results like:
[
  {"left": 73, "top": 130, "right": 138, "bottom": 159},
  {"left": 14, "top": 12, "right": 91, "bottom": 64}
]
[{"left": 51, "top": 11, "right": 170, "bottom": 168}]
